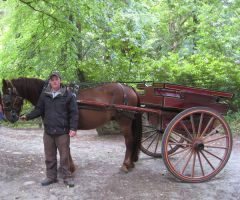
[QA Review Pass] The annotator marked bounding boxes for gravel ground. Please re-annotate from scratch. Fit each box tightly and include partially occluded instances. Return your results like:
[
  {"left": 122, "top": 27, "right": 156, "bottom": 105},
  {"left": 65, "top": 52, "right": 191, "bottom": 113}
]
[{"left": 0, "top": 126, "right": 239, "bottom": 200}]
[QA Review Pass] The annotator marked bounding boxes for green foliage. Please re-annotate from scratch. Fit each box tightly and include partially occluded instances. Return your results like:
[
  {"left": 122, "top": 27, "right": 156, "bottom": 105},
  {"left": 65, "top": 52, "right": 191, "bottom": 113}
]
[
  {"left": 226, "top": 111, "right": 240, "bottom": 136},
  {"left": 0, "top": 0, "right": 240, "bottom": 109}
]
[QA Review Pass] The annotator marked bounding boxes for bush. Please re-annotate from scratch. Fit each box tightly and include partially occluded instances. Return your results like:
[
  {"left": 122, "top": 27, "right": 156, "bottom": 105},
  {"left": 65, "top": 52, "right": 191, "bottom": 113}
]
[
  {"left": 225, "top": 111, "right": 240, "bottom": 136},
  {"left": 150, "top": 53, "right": 240, "bottom": 110}
]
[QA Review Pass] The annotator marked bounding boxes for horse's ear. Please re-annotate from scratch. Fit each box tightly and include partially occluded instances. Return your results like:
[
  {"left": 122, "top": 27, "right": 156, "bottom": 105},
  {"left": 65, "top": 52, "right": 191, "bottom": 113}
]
[
  {"left": 2, "top": 79, "right": 8, "bottom": 91},
  {"left": 2, "top": 79, "right": 7, "bottom": 87}
]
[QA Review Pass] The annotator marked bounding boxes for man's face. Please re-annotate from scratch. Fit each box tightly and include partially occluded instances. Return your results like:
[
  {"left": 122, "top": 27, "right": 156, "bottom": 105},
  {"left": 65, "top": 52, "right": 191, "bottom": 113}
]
[{"left": 50, "top": 76, "right": 61, "bottom": 91}]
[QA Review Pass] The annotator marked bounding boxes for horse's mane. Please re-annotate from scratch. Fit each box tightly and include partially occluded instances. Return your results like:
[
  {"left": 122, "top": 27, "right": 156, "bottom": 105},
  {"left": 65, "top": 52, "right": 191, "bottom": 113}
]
[{"left": 11, "top": 77, "right": 45, "bottom": 105}]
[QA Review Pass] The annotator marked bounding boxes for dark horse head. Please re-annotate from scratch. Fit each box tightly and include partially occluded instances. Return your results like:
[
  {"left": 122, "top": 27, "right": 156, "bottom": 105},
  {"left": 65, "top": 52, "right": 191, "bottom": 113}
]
[
  {"left": 2, "top": 79, "right": 24, "bottom": 123},
  {"left": 2, "top": 78, "right": 45, "bottom": 123}
]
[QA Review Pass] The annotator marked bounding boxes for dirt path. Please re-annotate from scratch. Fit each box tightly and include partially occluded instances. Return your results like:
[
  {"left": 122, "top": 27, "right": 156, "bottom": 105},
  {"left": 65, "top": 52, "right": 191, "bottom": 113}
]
[{"left": 0, "top": 126, "right": 239, "bottom": 200}]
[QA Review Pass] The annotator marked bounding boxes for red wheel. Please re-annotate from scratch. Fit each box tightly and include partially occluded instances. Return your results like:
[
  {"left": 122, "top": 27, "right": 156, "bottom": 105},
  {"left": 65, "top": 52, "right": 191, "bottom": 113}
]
[
  {"left": 140, "top": 112, "right": 182, "bottom": 158},
  {"left": 162, "top": 107, "right": 232, "bottom": 183}
]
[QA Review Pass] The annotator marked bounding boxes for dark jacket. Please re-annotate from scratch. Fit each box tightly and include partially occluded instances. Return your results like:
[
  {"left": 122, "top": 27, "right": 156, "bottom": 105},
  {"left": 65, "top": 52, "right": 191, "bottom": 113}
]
[{"left": 26, "top": 86, "right": 79, "bottom": 135}]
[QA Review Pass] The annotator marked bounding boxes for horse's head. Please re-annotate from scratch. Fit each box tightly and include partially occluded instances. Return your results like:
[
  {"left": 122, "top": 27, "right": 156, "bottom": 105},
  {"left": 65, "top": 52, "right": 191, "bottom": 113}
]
[{"left": 2, "top": 79, "right": 24, "bottom": 123}]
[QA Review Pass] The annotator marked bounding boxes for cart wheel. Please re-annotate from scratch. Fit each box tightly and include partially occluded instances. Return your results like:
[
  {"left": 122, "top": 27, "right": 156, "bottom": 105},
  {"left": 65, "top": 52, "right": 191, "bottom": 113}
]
[
  {"left": 140, "top": 112, "right": 181, "bottom": 158},
  {"left": 162, "top": 107, "right": 232, "bottom": 183},
  {"left": 140, "top": 112, "right": 162, "bottom": 157}
]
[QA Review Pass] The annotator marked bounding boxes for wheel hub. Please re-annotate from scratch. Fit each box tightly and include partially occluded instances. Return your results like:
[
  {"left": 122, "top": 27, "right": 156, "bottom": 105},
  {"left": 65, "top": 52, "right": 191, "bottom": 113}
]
[{"left": 193, "top": 140, "right": 204, "bottom": 151}]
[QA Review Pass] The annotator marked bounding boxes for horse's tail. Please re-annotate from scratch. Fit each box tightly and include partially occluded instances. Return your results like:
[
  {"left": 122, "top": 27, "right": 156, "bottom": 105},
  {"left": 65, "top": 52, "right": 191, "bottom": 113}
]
[{"left": 131, "top": 92, "right": 142, "bottom": 162}]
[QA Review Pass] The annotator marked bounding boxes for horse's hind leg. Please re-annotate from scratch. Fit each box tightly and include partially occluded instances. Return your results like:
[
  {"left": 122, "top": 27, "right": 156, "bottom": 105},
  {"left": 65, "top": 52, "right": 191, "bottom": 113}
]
[
  {"left": 118, "top": 119, "right": 135, "bottom": 173},
  {"left": 69, "top": 150, "right": 76, "bottom": 173},
  {"left": 58, "top": 149, "right": 75, "bottom": 178}
]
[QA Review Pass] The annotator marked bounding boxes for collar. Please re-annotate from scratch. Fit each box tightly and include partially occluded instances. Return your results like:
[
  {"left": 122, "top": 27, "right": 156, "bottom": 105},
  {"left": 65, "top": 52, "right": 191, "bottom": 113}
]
[{"left": 44, "top": 85, "right": 67, "bottom": 97}]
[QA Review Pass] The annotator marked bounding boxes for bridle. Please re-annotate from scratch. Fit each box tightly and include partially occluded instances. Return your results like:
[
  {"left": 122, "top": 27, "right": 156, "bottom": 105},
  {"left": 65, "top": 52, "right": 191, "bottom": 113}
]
[{"left": 2, "top": 81, "right": 23, "bottom": 114}]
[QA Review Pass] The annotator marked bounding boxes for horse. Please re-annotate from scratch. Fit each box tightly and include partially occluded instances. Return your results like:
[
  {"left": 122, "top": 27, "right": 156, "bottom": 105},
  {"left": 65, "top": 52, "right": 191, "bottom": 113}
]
[{"left": 1, "top": 77, "right": 142, "bottom": 172}]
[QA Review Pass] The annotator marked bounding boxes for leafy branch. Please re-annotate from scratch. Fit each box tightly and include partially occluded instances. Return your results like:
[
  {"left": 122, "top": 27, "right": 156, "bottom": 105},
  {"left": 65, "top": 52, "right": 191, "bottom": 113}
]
[{"left": 19, "top": 0, "right": 61, "bottom": 23}]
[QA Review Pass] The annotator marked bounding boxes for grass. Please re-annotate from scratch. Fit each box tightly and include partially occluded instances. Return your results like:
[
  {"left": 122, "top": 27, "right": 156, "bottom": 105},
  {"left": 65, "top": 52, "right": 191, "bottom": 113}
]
[
  {"left": 1, "top": 118, "right": 43, "bottom": 129},
  {"left": 225, "top": 111, "right": 240, "bottom": 136}
]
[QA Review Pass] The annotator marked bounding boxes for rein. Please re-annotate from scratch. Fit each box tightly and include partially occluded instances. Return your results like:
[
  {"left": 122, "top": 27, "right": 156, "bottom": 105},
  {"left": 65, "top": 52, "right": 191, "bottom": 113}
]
[{"left": 117, "top": 83, "right": 129, "bottom": 105}]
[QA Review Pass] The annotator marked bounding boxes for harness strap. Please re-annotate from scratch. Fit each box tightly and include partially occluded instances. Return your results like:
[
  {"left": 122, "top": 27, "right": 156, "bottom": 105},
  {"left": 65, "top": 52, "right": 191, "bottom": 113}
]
[
  {"left": 118, "top": 83, "right": 128, "bottom": 105},
  {"left": 3, "top": 80, "right": 23, "bottom": 112}
]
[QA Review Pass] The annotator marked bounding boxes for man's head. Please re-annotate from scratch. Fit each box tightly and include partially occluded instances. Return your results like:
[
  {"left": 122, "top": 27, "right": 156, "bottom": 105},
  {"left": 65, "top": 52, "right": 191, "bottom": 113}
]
[{"left": 49, "top": 72, "right": 61, "bottom": 91}]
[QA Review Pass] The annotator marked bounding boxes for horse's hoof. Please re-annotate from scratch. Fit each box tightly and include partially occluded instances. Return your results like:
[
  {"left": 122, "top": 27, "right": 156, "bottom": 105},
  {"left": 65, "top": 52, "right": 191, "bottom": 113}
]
[
  {"left": 70, "top": 164, "right": 77, "bottom": 174},
  {"left": 129, "top": 163, "right": 135, "bottom": 169},
  {"left": 120, "top": 165, "right": 129, "bottom": 173}
]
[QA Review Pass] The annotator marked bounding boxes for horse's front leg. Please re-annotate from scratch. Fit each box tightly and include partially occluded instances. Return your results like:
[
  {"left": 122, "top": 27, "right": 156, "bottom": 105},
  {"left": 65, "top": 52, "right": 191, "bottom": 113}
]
[{"left": 69, "top": 150, "right": 76, "bottom": 173}]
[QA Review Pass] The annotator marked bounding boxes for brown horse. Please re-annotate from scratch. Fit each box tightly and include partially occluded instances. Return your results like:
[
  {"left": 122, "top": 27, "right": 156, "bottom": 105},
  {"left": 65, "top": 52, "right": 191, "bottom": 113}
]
[{"left": 1, "top": 78, "right": 142, "bottom": 172}]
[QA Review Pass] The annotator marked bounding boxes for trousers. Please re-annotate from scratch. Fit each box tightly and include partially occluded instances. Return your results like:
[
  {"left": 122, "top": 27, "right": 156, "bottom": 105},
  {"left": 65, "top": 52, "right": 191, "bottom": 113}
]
[{"left": 43, "top": 132, "right": 72, "bottom": 180}]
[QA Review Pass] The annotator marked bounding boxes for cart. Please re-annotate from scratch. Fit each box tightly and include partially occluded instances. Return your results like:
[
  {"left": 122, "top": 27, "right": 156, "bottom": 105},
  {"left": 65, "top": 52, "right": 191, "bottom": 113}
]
[
  {"left": 77, "top": 82, "right": 233, "bottom": 183},
  {"left": 138, "top": 82, "right": 233, "bottom": 182}
]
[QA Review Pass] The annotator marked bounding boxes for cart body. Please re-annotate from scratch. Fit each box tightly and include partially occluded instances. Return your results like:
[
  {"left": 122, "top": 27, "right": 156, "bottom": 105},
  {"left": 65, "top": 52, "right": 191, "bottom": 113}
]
[{"left": 137, "top": 82, "right": 233, "bottom": 182}]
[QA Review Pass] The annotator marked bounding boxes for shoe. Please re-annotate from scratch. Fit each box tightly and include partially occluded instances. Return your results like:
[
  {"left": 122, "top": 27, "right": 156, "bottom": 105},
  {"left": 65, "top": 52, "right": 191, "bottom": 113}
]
[
  {"left": 41, "top": 178, "right": 58, "bottom": 186},
  {"left": 63, "top": 177, "right": 74, "bottom": 187}
]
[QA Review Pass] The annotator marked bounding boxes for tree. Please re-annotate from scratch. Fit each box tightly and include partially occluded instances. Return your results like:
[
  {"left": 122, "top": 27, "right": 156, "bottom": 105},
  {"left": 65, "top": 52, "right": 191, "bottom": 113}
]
[{"left": 0, "top": 0, "right": 240, "bottom": 109}]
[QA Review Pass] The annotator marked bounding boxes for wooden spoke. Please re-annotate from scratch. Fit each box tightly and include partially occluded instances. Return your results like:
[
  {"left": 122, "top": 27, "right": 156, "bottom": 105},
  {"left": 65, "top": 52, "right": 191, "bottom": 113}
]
[
  {"left": 197, "top": 113, "right": 204, "bottom": 137},
  {"left": 181, "top": 150, "right": 194, "bottom": 174},
  {"left": 167, "top": 134, "right": 186, "bottom": 155},
  {"left": 203, "top": 124, "right": 222, "bottom": 140},
  {"left": 168, "top": 147, "right": 191, "bottom": 157},
  {"left": 191, "top": 151, "right": 197, "bottom": 177},
  {"left": 146, "top": 133, "right": 159, "bottom": 150},
  {"left": 204, "top": 135, "right": 227, "bottom": 144},
  {"left": 190, "top": 114, "right": 196, "bottom": 137},
  {"left": 174, "top": 149, "right": 191, "bottom": 168},
  {"left": 204, "top": 145, "right": 228, "bottom": 150},
  {"left": 169, "top": 135, "right": 181, "bottom": 143},
  {"left": 172, "top": 131, "right": 192, "bottom": 143},
  {"left": 200, "top": 151, "right": 215, "bottom": 170},
  {"left": 142, "top": 129, "right": 157, "bottom": 134},
  {"left": 154, "top": 133, "right": 161, "bottom": 154},
  {"left": 168, "top": 142, "right": 192, "bottom": 147},
  {"left": 197, "top": 151, "right": 205, "bottom": 176},
  {"left": 200, "top": 116, "right": 215, "bottom": 137},
  {"left": 141, "top": 131, "right": 158, "bottom": 143},
  {"left": 202, "top": 149, "right": 223, "bottom": 161},
  {"left": 180, "top": 121, "right": 194, "bottom": 140},
  {"left": 143, "top": 125, "right": 158, "bottom": 129}
]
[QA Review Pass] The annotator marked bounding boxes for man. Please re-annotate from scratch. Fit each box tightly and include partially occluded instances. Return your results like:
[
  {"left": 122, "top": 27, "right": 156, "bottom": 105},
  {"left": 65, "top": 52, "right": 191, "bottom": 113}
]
[
  {"left": 0, "top": 92, "right": 5, "bottom": 123},
  {"left": 0, "top": 104, "right": 4, "bottom": 122},
  {"left": 21, "top": 72, "right": 79, "bottom": 187}
]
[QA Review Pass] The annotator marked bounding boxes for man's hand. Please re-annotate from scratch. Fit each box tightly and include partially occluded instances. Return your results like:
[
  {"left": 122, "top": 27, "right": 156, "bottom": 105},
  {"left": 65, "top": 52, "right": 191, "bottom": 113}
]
[
  {"left": 20, "top": 115, "right": 27, "bottom": 121},
  {"left": 69, "top": 130, "right": 76, "bottom": 137}
]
